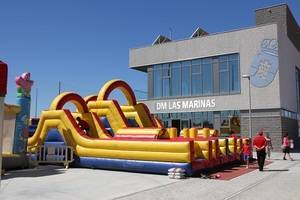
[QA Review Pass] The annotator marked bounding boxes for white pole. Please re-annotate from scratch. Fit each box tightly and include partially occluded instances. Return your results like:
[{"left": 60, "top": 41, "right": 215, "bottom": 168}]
[
  {"left": 242, "top": 74, "right": 252, "bottom": 139},
  {"left": 248, "top": 78, "right": 252, "bottom": 139}
]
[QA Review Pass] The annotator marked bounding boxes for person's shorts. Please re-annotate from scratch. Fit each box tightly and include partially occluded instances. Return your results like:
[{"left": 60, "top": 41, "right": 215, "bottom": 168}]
[
  {"left": 283, "top": 146, "right": 290, "bottom": 153},
  {"left": 243, "top": 154, "right": 250, "bottom": 162}
]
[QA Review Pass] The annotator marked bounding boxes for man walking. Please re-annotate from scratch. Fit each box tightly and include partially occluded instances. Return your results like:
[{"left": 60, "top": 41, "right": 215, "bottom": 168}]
[{"left": 253, "top": 130, "right": 267, "bottom": 171}]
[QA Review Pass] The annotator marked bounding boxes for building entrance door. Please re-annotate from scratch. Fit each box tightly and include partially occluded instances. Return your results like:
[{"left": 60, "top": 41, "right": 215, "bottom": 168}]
[{"left": 171, "top": 119, "right": 181, "bottom": 136}]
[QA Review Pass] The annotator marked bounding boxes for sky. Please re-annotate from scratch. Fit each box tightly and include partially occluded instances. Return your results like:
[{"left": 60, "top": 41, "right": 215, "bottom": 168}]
[{"left": 1, "top": 0, "right": 299, "bottom": 117}]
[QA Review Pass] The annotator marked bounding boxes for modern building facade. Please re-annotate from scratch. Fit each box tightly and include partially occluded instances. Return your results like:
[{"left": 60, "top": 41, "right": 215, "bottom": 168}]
[{"left": 129, "top": 4, "right": 300, "bottom": 150}]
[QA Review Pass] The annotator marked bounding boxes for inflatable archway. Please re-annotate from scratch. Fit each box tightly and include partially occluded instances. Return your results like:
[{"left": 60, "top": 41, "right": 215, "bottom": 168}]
[
  {"left": 49, "top": 92, "right": 89, "bottom": 113},
  {"left": 84, "top": 95, "right": 97, "bottom": 104},
  {"left": 97, "top": 80, "right": 137, "bottom": 106}
]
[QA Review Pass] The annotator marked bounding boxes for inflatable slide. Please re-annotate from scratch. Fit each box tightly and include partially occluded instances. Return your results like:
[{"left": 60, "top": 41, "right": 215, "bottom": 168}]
[{"left": 28, "top": 79, "right": 242, "bottom": 176}]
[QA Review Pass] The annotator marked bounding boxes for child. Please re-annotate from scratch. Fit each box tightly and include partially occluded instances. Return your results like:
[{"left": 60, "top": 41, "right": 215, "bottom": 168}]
[
  {"left": 282, "top": 133, "right": 293, "bottom": 161},
  {"left": 242, "top": 139, "right": 252, "bottom": 168}
]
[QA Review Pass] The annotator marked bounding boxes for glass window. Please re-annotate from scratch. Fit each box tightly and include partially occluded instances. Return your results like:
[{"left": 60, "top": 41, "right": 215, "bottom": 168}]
[
  {"left": 229, "top": 57, "right": 240, "bottom": 93},
  {"left": 296, "top": 67, "right": 300, "bottom": 112},
  {"left": 202, "top": 112, "right": 213, "bottom": 128},
  {"left": 171, "top": 112, "right": 180, "bottom": 119},
  {"left": 171, "top": 62, "right": 181, "bottom": 96},
  {"left": 162, "top": 64, "right": 170, "bottom": 97},
  {"left": 181, "top": 112, "right": 191, "bottom": 119},
  {"left": 181, "top": 120, "right": 190, "bottom": 129},
  {"left": 219, "top": 56, "right": 229, "bottom": 93},
  {"left": 192, "top": 59, "right": 202, "bottom": 95},
  {"left": 147, "top": 68, "right": 153, "bottom": 99},
  {"left": 207, "top": 112, "right": 214, "bottom": 128},
  {"left": 219, "top": 54, "right": 240, "bottom": 94},
  {"left": 162, "top": 113, "right": 170, "bottom": 119},
  {"left": 182, "top": 61, "right": 191, "bottom": 96},
  {"left": 228, "top": 54, "right": 238, "bottom": 61},
  {"left": 192, "top": 112, "right": 203, "bottom": 128},
  {"left": 202, "top": 59, "right": 213, "bottom": 94},
  {"left": 151, "top": 54, "right": 239, "bottom": 99},
  {"left": 192, "top": 59, "right": 201, "bottom": 73},
  {"left": 220, "top": 110, "right": 240, "bottom": 136},
  {"left": 153, "top": 65, "right": 162, "bottom": 98}
]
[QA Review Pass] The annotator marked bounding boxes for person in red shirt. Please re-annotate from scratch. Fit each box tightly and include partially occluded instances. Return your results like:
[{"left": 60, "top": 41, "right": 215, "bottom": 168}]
[
  {"left": 76, "top": 117, "right": 90, "bottom": 135},
  {"left": 242, "top": 139, "right": 251, "bottom": 168},
  {"left": 253, "top": 130, "right": 267, "bottom": 171},
  {"left": 282, "top": 133, "right": 293, "bottom": 161}
]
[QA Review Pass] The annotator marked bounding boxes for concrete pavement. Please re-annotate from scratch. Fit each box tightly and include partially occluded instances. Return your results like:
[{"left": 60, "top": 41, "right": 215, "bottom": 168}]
[{"left": 0, "top": 152, "right": 299, "bottom": 200}]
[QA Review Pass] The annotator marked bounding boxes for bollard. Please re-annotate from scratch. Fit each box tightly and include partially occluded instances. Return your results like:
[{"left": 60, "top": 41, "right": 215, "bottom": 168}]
[
  {"left": 182, "top": 128, "right": 189, "bottom": 138},
  {"left": 189, "top": 128, "right": 197, "bottom": 138},
  {"left": 203, "top": 128, "right": 210, "bottom": 138},
  {"left": 168, "top": 128, "right": 177, "bottom": 138}
]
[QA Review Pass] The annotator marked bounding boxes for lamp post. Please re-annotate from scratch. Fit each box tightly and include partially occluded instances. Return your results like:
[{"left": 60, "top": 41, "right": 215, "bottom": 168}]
[{"left": 242, "top": 74, "right": 252, "bottom": 139}]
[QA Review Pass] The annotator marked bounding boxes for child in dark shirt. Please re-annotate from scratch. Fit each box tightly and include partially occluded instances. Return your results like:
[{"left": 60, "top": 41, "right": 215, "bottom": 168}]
[{"left": 76, "top": 117, "right": 90, "bottom": 135}]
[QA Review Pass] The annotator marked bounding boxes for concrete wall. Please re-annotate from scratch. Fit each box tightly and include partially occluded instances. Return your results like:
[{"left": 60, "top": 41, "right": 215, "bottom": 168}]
[
  {"left": 256, "top": 4, "right": 300, "bottom": 113},
  {"left": 256, "top": 4, "right": 300, "bottom": 52},
  {"left": 278, "top": 30, "right": 300, "bottom": 113},
  {"left": 240, "top": 109, "right": 283, "bottom": 151},
  {"left": 239, "top": 109, "right": 299, "bottom": 150}
]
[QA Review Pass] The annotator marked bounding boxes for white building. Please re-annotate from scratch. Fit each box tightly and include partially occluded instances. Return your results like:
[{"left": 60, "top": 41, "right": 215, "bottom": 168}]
[{"left": 129, "top": 4, "right": 300, "bottom": 150}]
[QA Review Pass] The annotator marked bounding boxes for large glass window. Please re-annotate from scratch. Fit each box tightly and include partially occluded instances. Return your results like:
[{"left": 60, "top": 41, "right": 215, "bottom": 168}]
[
  {"left": 219, "top": 56, "right": 229, "bottom": 93},
  {"left": 182, "top": 61, "right": 191, "bottom": 96},
  {"left": 229, "top": 54, "right": 240, "bottom": 93},
  {"left": 150, "top": 53, "right": 239, "bottom": 99},
  {"left": 162, "top": 64, "right": 170, "bottom": 97},
  {"left": 153, "top": 65, "right": 162, "bottom": 98},
  {"left": 192, "top": 59, "right": 202, "bottom": 95},
  {"left": 202, "top": 58, "right": 213, "bottom": 94},
  {"left": 171, "top": 62, "right": 181, "bottom": 96},
  {"left": 219, "top": 54, "right": 240, "bottom": 94}
]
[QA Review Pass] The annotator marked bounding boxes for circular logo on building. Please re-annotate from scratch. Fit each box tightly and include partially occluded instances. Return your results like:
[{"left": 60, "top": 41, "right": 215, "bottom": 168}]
[{"left": 250, "top": 39, "right": 278, "bottom": 88}]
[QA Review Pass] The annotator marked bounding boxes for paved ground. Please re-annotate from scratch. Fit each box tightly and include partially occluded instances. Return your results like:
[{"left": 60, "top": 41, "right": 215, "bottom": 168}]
[{"left": 0, "top": 152, "right": 299, "bottom": 200}]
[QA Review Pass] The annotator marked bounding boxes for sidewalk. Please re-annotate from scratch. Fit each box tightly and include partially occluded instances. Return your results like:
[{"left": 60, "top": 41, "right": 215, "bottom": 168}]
[{"left": 1, "top": 152, "right": 299, "bottom": 200}]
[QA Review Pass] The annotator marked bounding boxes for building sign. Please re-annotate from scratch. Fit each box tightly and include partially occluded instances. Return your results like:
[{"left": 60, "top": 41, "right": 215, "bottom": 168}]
[
  {"left": 156, "top": 98, "right": 216, "bottom": 111},
  {"left": 250, "top": 38, "right": 278, "bottom": 88}
]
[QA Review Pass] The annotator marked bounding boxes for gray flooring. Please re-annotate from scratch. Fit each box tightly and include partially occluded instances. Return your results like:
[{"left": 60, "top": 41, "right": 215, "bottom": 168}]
[{"left": 0, "top": 152, "right": 299, "bottom": 200}]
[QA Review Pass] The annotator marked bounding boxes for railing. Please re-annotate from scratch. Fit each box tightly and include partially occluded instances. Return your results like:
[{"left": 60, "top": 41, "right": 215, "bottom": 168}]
[{"left": 29, "top": 145, "right": 74, "bottom": 169}]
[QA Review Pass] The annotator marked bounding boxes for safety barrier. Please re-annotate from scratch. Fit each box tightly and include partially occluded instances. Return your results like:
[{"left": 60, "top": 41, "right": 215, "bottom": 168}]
[{"left": 29, "top": 145, "right": 74, "bottom": 168}]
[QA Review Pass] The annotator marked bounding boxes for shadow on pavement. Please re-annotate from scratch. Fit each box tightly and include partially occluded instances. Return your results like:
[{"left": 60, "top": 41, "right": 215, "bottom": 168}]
[
  {"left": 263, "top": 169, "right": 289, "bottom": 172},
  {"left": 2, "top": 165, "right": 66, "bottom": 180},
  {"left": 270, "top": 158, "right": 297, "bottom": 161}
]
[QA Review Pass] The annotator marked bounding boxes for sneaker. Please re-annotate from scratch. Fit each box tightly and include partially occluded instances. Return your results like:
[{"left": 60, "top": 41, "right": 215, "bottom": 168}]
[{"left": 283, "top": 157, "right": 287, "bottom": 160}]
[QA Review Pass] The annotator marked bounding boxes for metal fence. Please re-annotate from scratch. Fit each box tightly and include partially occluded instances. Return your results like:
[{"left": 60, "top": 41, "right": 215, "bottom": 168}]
[{"left": 29, "top": 145, "right": 74, "bottom": 169}]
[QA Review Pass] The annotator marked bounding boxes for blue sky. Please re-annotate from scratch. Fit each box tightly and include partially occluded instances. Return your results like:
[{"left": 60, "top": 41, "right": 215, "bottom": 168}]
[{"left": 1, "top": 0, "right": 299, "bottom": 117}]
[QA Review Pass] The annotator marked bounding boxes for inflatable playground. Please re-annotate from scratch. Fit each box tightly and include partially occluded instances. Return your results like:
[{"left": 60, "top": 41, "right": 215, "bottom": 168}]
[
  {"left": 1, "top": 62, "right": 32, "bottom": 171},
  {"left": 26, "top": 79, "right": 247, "bottom": 176}
]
